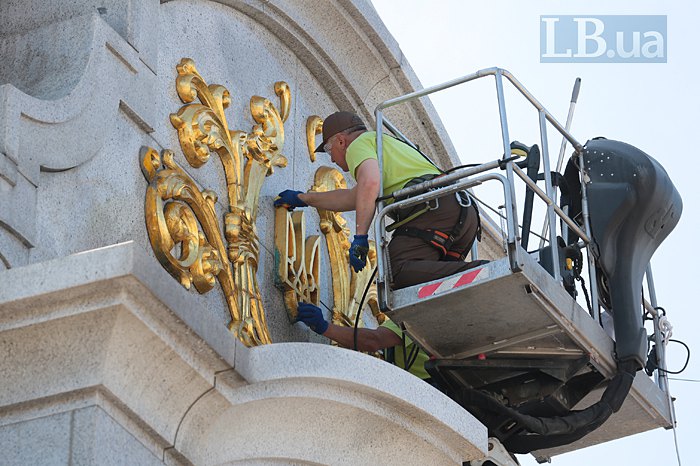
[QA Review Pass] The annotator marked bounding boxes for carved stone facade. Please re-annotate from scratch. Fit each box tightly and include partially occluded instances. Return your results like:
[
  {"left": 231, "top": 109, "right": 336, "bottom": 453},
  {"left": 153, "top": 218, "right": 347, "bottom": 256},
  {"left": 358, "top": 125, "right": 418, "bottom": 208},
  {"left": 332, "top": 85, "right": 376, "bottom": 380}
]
[{"left": 0, "top": 1, "right": 487, "bottom": 464}]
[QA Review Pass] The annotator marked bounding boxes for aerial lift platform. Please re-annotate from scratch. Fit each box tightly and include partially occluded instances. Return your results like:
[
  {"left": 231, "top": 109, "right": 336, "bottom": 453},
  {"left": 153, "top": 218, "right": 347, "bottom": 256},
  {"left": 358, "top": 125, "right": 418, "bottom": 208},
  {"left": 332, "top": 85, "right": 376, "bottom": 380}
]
[
  {"left": 389, "top": 249, "right": 671, "bottom": 459},
  {"left": 370, "top": 68, "right": 681, "bottom": 461}
]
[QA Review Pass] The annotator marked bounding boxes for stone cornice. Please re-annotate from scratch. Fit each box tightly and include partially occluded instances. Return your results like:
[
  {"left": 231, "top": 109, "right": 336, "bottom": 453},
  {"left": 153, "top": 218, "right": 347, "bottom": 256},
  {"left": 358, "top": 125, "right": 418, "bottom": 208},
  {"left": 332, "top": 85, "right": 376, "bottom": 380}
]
[{"left": 0, "top": 241, "right": 487, "bottom": 464}]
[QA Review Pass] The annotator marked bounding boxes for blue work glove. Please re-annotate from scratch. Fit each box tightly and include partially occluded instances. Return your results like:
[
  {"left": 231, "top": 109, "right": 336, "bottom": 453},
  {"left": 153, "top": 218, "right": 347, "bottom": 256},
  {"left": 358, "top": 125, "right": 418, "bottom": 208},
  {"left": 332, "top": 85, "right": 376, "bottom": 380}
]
[
  {"left": 274, "top": 190, "right": 307, "bottom": 210},
  {"left": 296, "top": 302, "right": 329, "bottom": 334},
  {"left": 349, "top": 234, "right": 369, "bottom": 273}
]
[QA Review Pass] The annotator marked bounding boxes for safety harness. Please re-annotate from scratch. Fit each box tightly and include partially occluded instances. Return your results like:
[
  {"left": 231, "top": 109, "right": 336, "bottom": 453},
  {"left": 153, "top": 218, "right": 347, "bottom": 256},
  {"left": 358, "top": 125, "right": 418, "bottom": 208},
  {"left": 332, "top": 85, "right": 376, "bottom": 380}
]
[{"left": 387, "top": 174, "right": 482, "bottom": 261}]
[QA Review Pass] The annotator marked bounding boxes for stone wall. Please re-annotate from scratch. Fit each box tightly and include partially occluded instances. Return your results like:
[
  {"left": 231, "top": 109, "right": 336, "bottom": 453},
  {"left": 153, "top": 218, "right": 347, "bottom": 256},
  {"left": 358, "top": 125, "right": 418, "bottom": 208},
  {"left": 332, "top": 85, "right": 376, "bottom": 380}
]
[
  {"left": 0, "top": 0, "right": 470, "bottom": 341},
  {"left": 0, "top": 1, "right": 487, "bottom": 464}
]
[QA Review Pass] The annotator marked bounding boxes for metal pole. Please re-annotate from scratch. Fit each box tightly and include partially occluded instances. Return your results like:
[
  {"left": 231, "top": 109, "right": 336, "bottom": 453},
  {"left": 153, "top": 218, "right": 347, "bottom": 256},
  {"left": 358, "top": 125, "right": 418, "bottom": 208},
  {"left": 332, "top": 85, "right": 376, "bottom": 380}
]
[
  {"left": 511, "top": 165, "right": 590, "bottom": 242},
  {"left": 381, "top": 116, "right": 419, "bottom": 150},
  {"left": 540, "top": 78, "right": 582, "bottom": 248},
  {"left": 556, "top": 78, "right": 581, "bottom": 175},
  {"left": 646, "top": 264, "right": 670, "bottom": 393},
  {"left": 377, "top": 67, "right": 499, "bottom": 112},
  {"left": 374, "top": 109, "right": 391, "bottom": 310},
  {"left": 500, "top": 70, "right": 583, "bottom": 152},
  {"left": 578, "top": 151, "right": 601, "bottom": 322},
  {"left": 494, "top": 70, "right": 520, "bottom": 271},
  {"left": 538, "top": 110, "right": 561, "bottom": 281},
  {"left": 645, "top": 264, "right": 677, "bottom": 431}
]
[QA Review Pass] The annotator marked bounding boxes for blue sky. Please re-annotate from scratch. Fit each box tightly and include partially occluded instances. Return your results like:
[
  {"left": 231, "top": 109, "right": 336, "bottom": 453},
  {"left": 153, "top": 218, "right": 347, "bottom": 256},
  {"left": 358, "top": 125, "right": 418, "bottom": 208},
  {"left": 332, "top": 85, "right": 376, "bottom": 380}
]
[{"left": 372, "top": 1, "right": 699, "bottom": 464}]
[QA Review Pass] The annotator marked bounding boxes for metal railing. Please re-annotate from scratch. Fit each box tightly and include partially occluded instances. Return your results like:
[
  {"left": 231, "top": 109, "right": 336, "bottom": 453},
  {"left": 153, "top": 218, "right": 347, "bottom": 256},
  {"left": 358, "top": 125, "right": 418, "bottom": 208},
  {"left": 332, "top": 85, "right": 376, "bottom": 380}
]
[
  {"left": 373, "top": 67, "right": 591, "bottom": 309},
  {"left": 371, "top": 67, "right": 670, "bottom": 399}
]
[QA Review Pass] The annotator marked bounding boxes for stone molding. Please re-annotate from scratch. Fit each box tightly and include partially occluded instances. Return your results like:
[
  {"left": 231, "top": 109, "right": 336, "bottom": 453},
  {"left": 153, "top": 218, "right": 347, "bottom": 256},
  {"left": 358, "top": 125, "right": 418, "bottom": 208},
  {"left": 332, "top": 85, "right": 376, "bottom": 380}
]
[
  {"left": 1, "top": 0, "right": 462, "bottom": 270},
  {"left": 0, "top": 242, "right": 486, "bottom": 464},
  {"left": 202, "top": 0, "right": 458, "bottom": 167},
  {"left": 0, "top": 12, "right": 157, "bottom": 266}
]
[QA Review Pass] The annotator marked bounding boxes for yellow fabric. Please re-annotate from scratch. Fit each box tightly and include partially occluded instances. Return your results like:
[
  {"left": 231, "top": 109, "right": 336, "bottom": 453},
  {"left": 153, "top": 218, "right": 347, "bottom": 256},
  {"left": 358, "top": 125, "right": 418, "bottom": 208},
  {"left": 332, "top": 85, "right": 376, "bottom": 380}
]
[
  {"left": 381, "top": 319, "right": 431, "bottom": 380},
  {"left": 346, "top": 132, "right": 441, "bottom": 196}
]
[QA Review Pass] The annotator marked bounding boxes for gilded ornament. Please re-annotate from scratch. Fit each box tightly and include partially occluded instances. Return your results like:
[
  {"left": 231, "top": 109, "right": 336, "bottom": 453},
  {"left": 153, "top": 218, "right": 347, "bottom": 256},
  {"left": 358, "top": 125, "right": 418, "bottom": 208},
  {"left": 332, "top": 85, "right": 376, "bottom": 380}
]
[
  {"left": 303, "top": 119, "right": 384, "bottom": 327},
  {"left": 274, "top": 208, "right": 321, "bottom": 320},
  {"left": 141, "top": 58, "right": 292, "bottom": 347},
  {"left": 311, "top": 167, "right": 384, "bottom": 327},
  {"left": 306, "top": 115, "right": 323, "bottom": 162},
  {"left": 140, "top": 147, "right": 230, "bottom": 297}
]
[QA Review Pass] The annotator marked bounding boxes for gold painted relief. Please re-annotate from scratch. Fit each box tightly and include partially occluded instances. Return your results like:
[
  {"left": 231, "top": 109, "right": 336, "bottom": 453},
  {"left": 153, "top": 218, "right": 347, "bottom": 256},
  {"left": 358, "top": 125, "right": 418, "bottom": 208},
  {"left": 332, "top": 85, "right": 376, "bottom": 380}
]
[
  {"left": 311, "top": 167, "right": 384, "bottom": 328},
  {"left": 306, "top": 116, "right": 323, "bottom": 162},
  {"left": 141, "top": 147, "right": 228, "bottom": 297},
  {"left": 141, "top": 58, "right": 290, "bottom": 347},
  {"left": 274, "top": 209, "right": 321, "bottom": 320}
]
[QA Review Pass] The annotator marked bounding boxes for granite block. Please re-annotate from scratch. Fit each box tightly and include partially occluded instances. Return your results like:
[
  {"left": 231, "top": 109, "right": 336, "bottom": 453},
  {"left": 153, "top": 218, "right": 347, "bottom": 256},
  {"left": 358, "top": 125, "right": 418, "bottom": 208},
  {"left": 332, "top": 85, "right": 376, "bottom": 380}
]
[
  {"left": 71, "top": 406, "right": 164, "bottom": 466},
  {"left": 0, "top": 410, "right": 72, "bottom": 466}
]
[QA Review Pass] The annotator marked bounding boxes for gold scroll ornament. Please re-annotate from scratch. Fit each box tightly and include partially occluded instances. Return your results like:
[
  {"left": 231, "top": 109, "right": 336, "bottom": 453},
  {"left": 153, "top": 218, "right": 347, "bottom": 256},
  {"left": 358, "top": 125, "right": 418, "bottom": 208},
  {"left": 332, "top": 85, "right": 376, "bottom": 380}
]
[
  {"left": 306, "top": 116, "right": 323, "bottom": 162},
  {"left": 274, "top": 117, "right": 383, "bottom": 328},
  {"left": 303, "top": 114, "right": 384, "bottom": 326},
  {"left": 273, "top": 209, "right": 321, "bottom": 320},
  {"left": 311, "top": 167, "right": 383, "bottom": 328},
  {"left": 141, "top": 58, "right": 290, "bottom": 347}
]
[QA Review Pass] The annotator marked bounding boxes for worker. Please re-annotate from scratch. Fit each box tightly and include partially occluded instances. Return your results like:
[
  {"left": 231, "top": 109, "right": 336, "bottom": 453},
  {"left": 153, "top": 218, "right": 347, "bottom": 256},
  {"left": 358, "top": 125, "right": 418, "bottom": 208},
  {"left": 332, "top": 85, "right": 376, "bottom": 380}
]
[
  {"left": 275, "top": 111, "right": 483, "bottom": 289},
  {"left": 295, "top": 302, "right": 433, "bottom": 383}
]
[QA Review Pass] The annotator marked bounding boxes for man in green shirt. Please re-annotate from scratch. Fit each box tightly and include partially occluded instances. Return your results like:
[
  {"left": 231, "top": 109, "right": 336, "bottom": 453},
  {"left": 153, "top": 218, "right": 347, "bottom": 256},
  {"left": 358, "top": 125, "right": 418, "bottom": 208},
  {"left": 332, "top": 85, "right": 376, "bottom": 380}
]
[{"left": 275, "top": 111, "right": 481, "bottom": 289}]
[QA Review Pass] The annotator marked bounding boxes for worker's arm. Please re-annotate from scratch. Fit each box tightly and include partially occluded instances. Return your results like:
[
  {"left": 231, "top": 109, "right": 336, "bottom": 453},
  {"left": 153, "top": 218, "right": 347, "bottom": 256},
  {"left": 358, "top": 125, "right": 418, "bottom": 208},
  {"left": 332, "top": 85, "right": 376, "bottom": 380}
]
[
  {"left": 323, "top": 323, "right": 401, "bottom": 352},
  {"left": 296, "top": 302, "right": 401, "bottom": 352},
  {"left": 275, "top": 158, "right": 378, "bottom": 219},
  {"left": 298, "top": 186, "right": 357, "bottom": 212},
  {"left": 352, "top": 158, "right": 381, "bottom": 235}
]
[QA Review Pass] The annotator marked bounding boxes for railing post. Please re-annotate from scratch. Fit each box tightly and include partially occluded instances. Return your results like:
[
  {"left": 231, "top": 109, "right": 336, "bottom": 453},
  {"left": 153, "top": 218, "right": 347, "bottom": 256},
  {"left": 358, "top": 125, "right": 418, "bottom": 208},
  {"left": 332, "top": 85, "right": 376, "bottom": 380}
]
[
  {"left": 495, "top": 69, "right": 520, "bottom": 271},
  {"left": 646, "top": 265, "right": 670, "bottom": 393},
  {"left": 539, "top": 110, "right": 561, "bottom": 281},
  {"left": 374, "top": 108, "right": 391, "bottom": 310},
  {"left": 578, "top": 150, "right": 601, "bottom": 322},
  {"left": 646, "top": 264, "right": 677, "bottom": 427}
]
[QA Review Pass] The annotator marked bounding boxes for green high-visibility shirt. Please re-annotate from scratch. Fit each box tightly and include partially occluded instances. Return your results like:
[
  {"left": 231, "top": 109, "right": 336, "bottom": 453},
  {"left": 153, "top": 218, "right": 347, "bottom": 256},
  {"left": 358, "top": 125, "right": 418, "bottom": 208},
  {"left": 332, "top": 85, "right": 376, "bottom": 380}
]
[
  {"left": 346, "top": 131, "right": 441, "bottom": 196},
  {"left": 381, "top": 318, "right": 431, "bottom": 380}
]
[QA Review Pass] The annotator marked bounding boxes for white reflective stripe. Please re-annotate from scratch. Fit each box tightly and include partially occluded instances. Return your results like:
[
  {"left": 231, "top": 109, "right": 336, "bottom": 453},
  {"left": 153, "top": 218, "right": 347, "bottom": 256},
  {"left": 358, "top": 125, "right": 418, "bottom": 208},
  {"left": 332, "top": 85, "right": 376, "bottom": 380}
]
[{"left": 433, "top": 275, "right": 461, "bottom": 295}]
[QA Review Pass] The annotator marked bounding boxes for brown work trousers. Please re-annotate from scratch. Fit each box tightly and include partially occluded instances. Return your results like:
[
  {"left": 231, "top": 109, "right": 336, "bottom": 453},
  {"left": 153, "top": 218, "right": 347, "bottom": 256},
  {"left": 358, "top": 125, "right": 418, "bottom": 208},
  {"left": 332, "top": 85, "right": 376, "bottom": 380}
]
[{"left": 389, "top": 193, "right": 480, "bottom": 289}]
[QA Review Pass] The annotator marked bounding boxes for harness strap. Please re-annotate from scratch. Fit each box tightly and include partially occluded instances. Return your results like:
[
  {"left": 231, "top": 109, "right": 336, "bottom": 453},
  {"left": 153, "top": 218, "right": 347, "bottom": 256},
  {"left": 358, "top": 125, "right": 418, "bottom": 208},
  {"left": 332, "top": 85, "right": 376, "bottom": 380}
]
[
  {"left": 390, "top": 173, "right": 482, "bottom": 260},
  {"left": 394, "top": 199, "right": 478, "bottom": 261},
  {"left": 387, "top": 174, "right": 444, "bottom": 227},
  {"left": 386, "top": 205, "right": 430, "bottom": 232}
]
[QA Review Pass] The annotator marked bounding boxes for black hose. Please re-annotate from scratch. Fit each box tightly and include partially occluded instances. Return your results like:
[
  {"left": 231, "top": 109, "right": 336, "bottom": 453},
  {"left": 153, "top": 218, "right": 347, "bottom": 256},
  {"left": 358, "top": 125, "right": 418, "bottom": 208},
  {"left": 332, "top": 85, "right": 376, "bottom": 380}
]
[
  {"left": 449, "top": 361, "right": 637, "bottom": 453},
  {"left": 445, "top": 163, "right": 480, "bottom": 173},
  {"left": 376, "top": 156, "right": 521, "bottom": 203},
  {"left": 657, "top": 339, "right": 691, "bottom": 375},
  {"left": 353, "top": 267, "right": 378, "bottom": 351},
  {"left": 502, "top": 363, "right": 635, "bottom": 453}
]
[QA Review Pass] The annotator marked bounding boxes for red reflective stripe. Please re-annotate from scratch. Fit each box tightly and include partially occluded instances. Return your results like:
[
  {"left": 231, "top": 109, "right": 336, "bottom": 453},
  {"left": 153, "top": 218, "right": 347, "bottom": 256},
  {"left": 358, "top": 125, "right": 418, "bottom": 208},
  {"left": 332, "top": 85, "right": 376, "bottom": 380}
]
[
  {"left": 418, "top": 282, "right": 441, "bottom": 298},
  {"left": 433, "top": 230, "right": 449, "bottom": 239},
  {"left": 417, "top": 268, "right": 485, "bottom": 299},
  {"left": 455, "top": 269, "right": 482, "bottom": 288}
]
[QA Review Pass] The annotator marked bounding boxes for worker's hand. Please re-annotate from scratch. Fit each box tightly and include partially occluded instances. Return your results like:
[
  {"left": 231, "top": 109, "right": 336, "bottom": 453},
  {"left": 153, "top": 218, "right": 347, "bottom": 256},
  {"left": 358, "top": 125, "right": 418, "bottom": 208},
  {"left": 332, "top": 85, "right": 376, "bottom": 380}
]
[
  {"left": 296, "top": 302, "right": 329, "bottom": 334},
  {"left": 274, "top": 190, "right": 307, "bottom": 211},
  {"left": 349, "top": 235, "right": 369, "bottom": 273}
]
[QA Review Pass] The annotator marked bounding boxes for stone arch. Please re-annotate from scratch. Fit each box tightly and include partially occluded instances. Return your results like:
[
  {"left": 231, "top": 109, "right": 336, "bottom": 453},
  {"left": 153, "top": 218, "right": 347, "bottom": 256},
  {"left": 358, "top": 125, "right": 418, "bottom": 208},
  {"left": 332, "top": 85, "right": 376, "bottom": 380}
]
[
  {"left": 173, "top": 343, "right": 484, "bottom": 465},
  {"left": 194, "top": 0, "right": 458, "bottom": 168}
]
